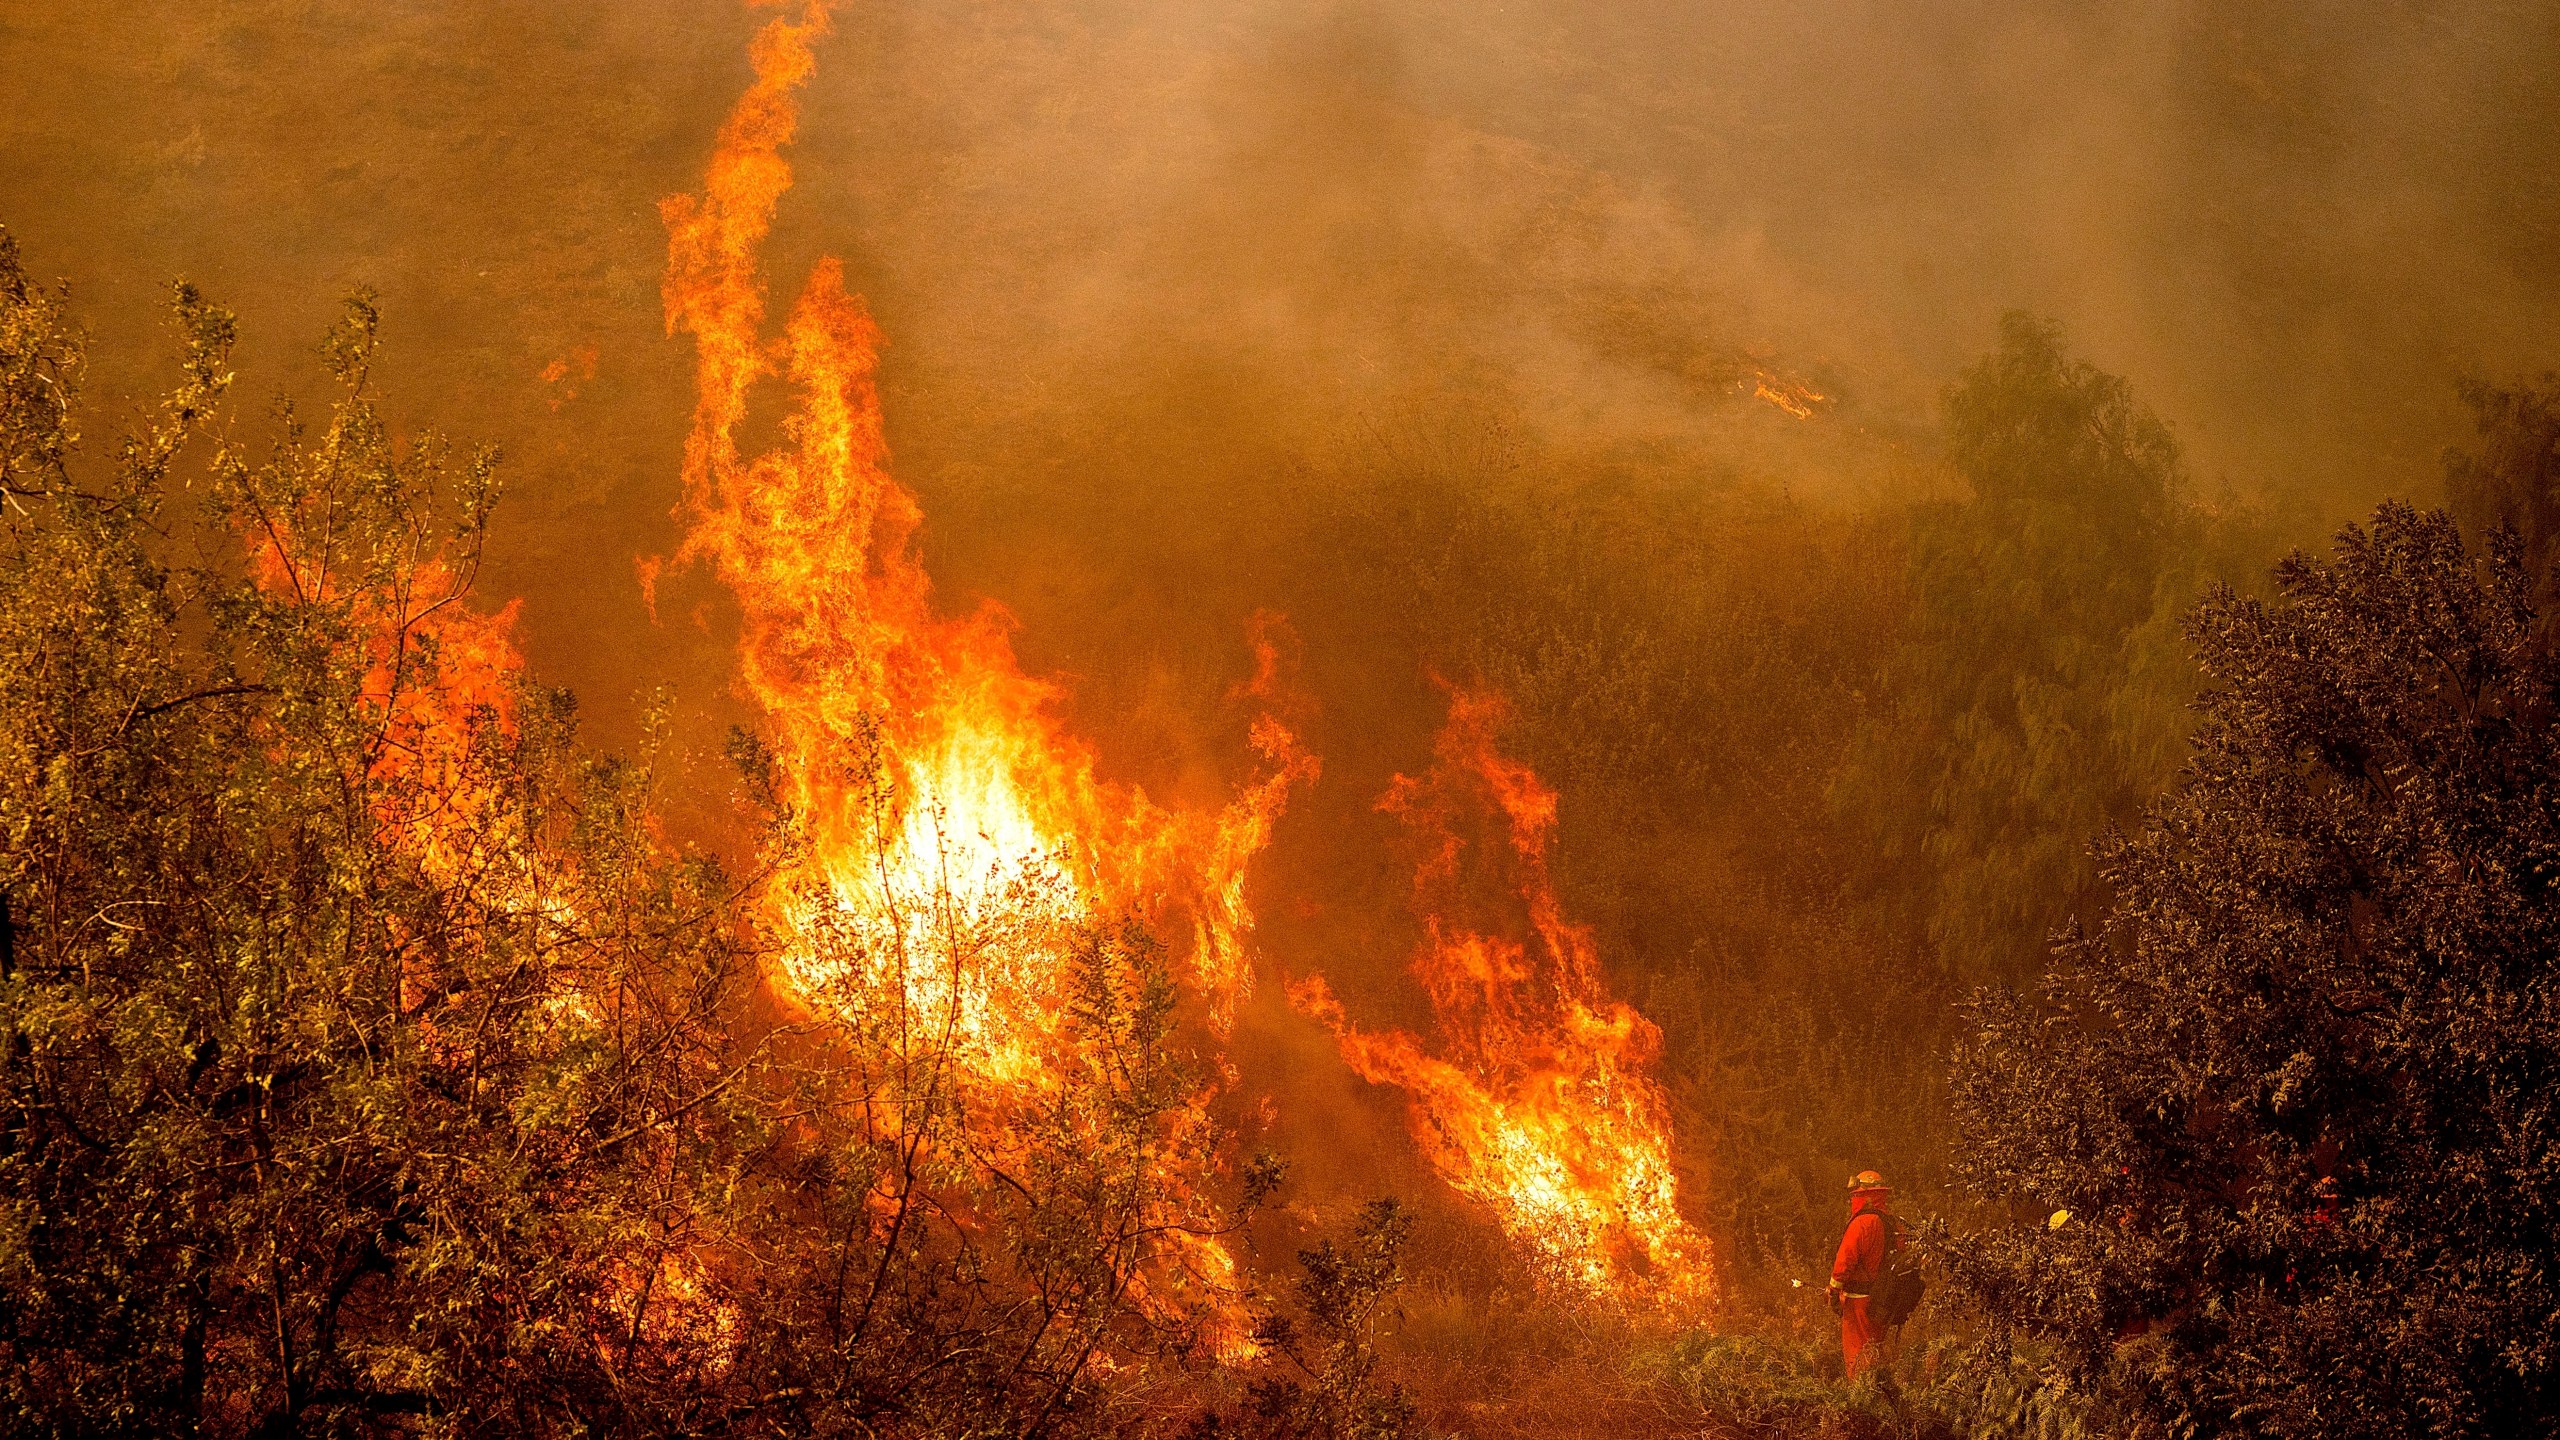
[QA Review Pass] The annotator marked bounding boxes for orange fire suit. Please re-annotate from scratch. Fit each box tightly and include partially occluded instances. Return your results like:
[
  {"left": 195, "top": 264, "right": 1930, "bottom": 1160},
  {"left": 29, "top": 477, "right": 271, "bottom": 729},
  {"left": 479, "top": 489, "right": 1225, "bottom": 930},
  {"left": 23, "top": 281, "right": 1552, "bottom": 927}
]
[{"left": 1831, "top": 1189, "right": 1895, "bottom": 1375}]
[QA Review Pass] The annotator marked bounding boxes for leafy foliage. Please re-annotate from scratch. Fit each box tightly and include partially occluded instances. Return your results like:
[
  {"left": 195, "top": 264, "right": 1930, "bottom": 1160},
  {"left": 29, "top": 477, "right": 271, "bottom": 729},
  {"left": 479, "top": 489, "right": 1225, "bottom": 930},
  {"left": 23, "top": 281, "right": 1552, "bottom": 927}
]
[
  {"left": 1190, "top": 1199, "right": 1419, "bottom": 1440},
  {"left": 0, "top": 230, "right": 763, "bottom": 1437},
  {"left": 1950, "top": 503, "right": 2560, "bottom": 1438},
  {"left": 2446, "top": 373, "right": 2560, "bottom": 613},
  {"left": 0, "top": 234, "right": 1284, "bottom": 1440},
  {"left": 1834, "top": 312, "right": 2225, "bottom": 985},
  {"left": 1643, "top": 1328, "right": 2113, "bottom": 1440}
]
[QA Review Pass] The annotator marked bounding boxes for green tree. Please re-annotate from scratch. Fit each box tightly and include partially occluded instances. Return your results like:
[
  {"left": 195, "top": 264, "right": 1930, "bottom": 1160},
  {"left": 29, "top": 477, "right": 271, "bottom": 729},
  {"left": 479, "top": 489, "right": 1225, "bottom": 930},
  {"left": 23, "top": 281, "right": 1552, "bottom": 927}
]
[
  {"left": 0, "top": 230, "right": 759, "bottom": 1436},
  {"left": 1948, "top": 504, "right": 2560, "bottom": 1439},
  {"left": 1834, "top": 312, "right": 2218, "bottom": 984},
  {"left": 2445, "top": 373, "right": 2560, "bottom": 612}
]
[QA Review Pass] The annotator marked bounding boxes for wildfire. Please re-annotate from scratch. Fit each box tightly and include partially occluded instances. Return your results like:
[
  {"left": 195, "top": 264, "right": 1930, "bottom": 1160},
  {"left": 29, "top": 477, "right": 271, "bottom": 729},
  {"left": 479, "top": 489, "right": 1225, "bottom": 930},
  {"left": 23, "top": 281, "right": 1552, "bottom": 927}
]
[
  {"left": 1750, "top": 369, "right": 1826, "bottom": 420},
  {"left": 652, "top": 0, "right": 1715, "bottom": 1344},
  {"left": 1293, "top": 688, "right": 1714, "bottom": 1314},
  {"left": 657, "top": 0, "right": 1311, "bottom": 1349},
  {"left": 243, "top": 499, "right": 527, "bottom": 890},
  {"left": 662, "top": 1, "right": 1309, "bottom": 1044}
]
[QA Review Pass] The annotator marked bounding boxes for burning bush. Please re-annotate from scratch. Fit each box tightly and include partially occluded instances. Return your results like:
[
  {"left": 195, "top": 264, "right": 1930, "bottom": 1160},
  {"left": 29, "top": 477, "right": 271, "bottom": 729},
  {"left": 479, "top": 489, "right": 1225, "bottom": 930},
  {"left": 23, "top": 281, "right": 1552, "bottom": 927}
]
[
  {"left": 0, "top": 233, "right": 754, "bottom": 1433},
  {"left": 0, "top": 229, "right": 1288, "bottom": 1439}
]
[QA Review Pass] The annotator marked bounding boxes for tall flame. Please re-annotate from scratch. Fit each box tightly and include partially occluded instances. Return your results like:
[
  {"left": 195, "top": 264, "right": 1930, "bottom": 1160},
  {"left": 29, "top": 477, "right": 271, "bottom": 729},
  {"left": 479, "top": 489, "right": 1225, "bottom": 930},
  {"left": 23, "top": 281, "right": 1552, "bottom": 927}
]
[
  {"left": 661, "top": 0, "right": 1311, "bottom": 1046},
  {"left": 1295, "top": 688, "right": 1714, "bottom": 1314},
  {"left": 657, "top": 1, "right": 1312, "bottom": 1350}
]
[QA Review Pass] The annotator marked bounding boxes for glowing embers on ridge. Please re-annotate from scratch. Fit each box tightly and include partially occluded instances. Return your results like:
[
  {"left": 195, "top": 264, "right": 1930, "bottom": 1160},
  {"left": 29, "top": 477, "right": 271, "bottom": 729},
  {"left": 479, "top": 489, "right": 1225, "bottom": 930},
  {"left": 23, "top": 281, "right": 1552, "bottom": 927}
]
[
  {"left": 1750, "top": 368, "right": 1827, "bottom": 420},
  {"left": 1294, "top": 688, "right": 1715, "bottom": 1314}
]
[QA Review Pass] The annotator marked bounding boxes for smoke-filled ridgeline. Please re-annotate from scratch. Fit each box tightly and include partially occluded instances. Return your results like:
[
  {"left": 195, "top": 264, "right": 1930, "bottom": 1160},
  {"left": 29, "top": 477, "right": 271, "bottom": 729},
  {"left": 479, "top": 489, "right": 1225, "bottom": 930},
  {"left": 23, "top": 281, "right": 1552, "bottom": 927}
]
[{"left": 9, "top": 1, "right": 2558, "bottom": 733}]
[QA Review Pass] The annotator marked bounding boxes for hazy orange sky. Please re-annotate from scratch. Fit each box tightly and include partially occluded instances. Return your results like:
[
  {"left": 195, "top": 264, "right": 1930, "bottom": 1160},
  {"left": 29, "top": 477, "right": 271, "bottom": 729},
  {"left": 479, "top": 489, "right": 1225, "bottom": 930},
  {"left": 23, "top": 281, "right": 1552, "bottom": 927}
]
[{"left": 4, "top": 1, "right": 2556, "bottom": 749}]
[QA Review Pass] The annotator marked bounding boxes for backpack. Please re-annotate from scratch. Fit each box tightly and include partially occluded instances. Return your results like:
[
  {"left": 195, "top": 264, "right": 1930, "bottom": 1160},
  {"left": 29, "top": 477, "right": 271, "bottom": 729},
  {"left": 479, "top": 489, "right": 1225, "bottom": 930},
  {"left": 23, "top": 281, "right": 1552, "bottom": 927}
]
[{"left": 1872, "top": 1214, "right": 1926, "bottom": 1327}]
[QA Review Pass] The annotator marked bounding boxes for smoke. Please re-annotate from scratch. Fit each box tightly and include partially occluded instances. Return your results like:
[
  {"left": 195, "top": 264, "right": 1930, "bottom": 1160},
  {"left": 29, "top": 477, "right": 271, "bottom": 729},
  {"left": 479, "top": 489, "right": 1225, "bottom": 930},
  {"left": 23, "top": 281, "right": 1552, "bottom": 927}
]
[{"left": 9, "top": 1, "right": 2553, "bottom": 717}]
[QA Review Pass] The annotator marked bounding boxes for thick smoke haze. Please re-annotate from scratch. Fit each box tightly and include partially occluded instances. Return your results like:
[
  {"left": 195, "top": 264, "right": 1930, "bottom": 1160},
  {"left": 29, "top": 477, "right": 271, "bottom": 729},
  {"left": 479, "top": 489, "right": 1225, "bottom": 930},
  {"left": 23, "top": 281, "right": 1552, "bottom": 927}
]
[{"left": 7, "top": 1, "right": 2556, "bottom": 742}]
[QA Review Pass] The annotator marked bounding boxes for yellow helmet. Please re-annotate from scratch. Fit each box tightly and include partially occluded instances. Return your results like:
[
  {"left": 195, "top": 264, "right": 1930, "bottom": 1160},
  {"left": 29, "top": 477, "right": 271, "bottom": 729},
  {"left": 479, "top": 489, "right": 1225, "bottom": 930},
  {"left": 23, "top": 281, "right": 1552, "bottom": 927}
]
[{"left": 1848, "top": 1170, "right": 1889, "bottom": 1193}]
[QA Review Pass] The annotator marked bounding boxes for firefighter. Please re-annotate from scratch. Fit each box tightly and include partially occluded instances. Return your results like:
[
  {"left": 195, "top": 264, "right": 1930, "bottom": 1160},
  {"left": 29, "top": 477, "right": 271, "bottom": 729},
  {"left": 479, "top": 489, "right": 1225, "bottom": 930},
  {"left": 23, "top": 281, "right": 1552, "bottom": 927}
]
[{"left": 1829, "top": 1169, "right": 1897, "bottom": 1377}]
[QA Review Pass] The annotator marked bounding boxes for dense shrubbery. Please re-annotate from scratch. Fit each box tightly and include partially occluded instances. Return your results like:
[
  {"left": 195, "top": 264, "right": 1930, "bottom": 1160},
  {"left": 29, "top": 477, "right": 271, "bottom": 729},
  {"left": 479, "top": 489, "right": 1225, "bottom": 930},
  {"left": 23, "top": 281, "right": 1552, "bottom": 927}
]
[
  {"left": 1642, "top": 1329, "right": 2110, "bottom": 1440},
  {"left": 1947, "top": 503, "right": 2560, "bottom": 1438},
  {"left": 0, "top": 233, "right": 1357, "bottom": 1439},
  {"left": 0, "top": 236, "right": 759, "bottom": 1433},
  {"left": 13, "top": 219, "right": 2559, "bottom": 1439}
]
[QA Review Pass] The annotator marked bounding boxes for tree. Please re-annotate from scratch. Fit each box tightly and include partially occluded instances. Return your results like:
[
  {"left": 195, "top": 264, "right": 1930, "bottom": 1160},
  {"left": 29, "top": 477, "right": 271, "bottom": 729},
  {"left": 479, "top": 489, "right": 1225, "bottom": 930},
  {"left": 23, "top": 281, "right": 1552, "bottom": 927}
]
[
  {"left": 1948, "top": 503, "right": 2560, "bottom": 1439},
  {"left": 0, "top": 229, "right": 761, "bottom": 1436},
  {"left": 1834, "top": 313, "right": 2214, "bottom": 984},
  {"left": 0, "top": 229, "right": 1295, "bottom": 1439},
  {"left": 2445, "top": 373, "right": 2560, "bottom": 614}
]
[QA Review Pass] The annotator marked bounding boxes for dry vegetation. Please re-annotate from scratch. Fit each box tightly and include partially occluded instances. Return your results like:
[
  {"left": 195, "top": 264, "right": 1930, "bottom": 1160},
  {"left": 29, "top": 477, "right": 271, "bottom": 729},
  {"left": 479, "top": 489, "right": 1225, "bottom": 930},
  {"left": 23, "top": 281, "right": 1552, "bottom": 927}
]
[{"left": 5, "top": 20, "right": 2560, "bottom": 1426}]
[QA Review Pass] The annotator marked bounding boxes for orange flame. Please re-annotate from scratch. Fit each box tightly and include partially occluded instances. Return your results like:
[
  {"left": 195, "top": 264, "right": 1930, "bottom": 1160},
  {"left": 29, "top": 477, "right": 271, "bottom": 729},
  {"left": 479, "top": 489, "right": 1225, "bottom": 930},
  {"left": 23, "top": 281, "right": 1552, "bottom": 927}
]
[
  {"left": 661, "top": 1, "right": 1308, "bottom": 1040},
  {"left": 659, "top": 0, "right": 1310, "bottom": 1350},
  {"left": 1750, "top": 369, "right": 1825, "bottom": 420},
  {"left": 597, "top": 1251, "right": 743, "bottom": 1383},
  {"left": 1294, "top": 688, "right": 1714, "bottom": 1314},
  {"left": 244, "top": 524, "right": 526, "bottom": 886}
]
